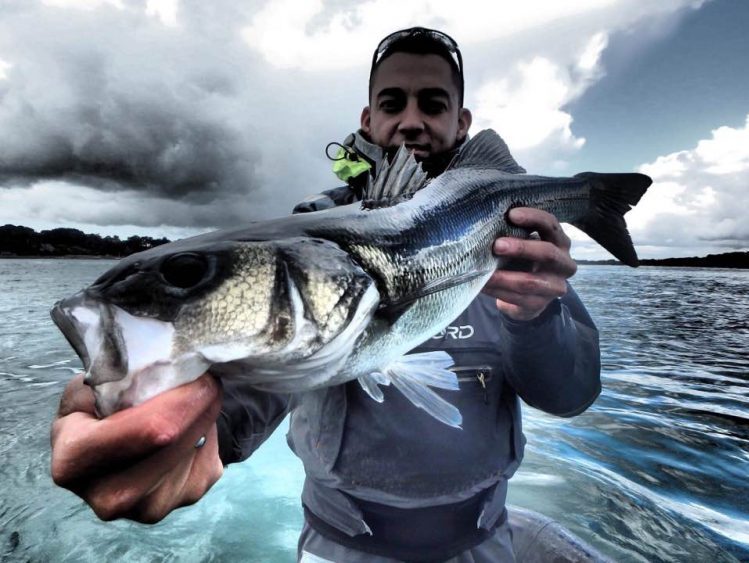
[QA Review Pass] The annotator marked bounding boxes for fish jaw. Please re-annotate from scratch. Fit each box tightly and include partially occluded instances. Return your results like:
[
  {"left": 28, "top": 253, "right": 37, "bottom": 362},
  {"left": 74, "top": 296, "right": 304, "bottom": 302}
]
[
  {"left": 51, "top": 291, "right": 209, "bottom": 417},
  {"left": 90, "top": 352, "right": 209, "bottom": 417}
]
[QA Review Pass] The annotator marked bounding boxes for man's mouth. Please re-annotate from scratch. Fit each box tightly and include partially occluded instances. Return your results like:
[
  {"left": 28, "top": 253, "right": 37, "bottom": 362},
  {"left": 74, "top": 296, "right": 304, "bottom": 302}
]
[{"left": 405, "top": 144, "right": 430, "bottom": 159}]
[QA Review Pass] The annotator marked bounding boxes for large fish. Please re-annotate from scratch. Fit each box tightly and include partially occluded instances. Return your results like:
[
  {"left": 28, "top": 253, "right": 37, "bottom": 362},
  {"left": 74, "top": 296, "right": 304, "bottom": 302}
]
[{"left": 51, "top": 130, "right": 651, "bottom": 427}]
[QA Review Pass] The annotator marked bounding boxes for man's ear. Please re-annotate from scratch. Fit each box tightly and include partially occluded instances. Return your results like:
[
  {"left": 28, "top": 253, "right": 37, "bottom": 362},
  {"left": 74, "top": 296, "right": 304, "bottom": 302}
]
[
  {"left": 457, "top": 108, "right": 472, "bottom": 142},
  {"left": 360, "top": 106, "right": 371, "bottom": 134}
]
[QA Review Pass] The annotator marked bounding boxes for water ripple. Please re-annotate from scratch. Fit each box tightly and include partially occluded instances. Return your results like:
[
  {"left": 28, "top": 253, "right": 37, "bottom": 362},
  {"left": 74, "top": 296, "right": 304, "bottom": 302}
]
[{"left": 0, "top": 260, "right": 748, "bottom": 561}]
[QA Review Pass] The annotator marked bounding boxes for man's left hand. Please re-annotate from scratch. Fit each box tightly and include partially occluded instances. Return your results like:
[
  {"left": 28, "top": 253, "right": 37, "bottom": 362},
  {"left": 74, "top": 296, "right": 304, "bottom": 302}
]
[{"left": 482, "top": 208, "right": 577, "bottom": 321}]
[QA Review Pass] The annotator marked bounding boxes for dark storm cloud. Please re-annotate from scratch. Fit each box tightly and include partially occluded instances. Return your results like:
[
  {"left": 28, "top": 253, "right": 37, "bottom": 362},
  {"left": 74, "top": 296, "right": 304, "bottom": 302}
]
[{"left": 0, "top": 1, "right": 260, "bottom": 204}]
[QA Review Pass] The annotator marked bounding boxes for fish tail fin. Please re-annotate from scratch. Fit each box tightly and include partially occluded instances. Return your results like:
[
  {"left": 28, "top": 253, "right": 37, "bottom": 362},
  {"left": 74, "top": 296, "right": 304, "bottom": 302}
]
[
  {"left": 368, "top": 350, "right": 463, "bottom": 428},
  {"left": 572, "top": 172, "right": 652, "bottom": 267}
]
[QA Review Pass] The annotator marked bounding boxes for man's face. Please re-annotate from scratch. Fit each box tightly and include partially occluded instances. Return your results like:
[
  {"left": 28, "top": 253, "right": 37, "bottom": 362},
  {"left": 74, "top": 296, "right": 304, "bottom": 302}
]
[{"left": 361, "top": 52, "right": 472, "bottom": 160}]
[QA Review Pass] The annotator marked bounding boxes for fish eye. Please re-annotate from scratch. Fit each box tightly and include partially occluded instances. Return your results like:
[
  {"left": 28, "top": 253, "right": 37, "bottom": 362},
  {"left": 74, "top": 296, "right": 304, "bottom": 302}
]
[{"left": 160, "top": 253, "right": 208, "bottom": 289}]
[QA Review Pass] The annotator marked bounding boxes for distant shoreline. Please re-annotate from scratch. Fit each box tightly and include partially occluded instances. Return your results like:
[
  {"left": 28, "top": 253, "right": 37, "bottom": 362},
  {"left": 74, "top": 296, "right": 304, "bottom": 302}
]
[
  {"left": 1, "top": 224, "right": 747, "bottom": 269},
  {"left": 4, "top": 253, "right": 749, "bottom": 269},
  {"left": 577, "top": 251, "right": 749, "bottom": 269},
  {"left": 2, "top": 256, "right": 747, "bottom": 269},
  {"left": 1, "top": 224, "right": 169, "bottom": 260},
  {"left": 0, "top": 254, "right": 119, "bottom": 260}
]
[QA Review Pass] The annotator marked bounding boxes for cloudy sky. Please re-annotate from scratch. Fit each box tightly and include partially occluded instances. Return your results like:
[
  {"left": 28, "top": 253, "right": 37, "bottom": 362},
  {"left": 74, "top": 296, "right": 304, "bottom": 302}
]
[{"left": 0, "top": 0, "right": 747, "bottom": 260}]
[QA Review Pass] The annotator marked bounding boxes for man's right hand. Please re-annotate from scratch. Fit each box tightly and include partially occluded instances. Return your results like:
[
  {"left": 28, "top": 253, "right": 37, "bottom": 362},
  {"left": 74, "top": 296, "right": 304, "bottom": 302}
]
[{"left": 50, "top": 372, "right": 224, "bottom": 523}]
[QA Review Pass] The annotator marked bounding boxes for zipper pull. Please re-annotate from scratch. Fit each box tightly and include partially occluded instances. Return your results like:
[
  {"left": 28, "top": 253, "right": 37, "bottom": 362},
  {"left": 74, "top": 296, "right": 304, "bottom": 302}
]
[{"left": 477, "top": 372, "right": 488, "bottom": 404}]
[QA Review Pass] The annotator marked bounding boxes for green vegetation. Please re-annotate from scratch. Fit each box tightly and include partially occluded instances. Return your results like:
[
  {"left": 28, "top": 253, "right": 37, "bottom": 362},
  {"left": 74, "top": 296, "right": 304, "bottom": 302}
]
[
  {"left": 2, "top": 224, "right": 747, "bottom": 268},
  {"left": 0, "top": 225, "right": 169, "bottom": 258},
  {"left": 578, "top": 252, "right": 749, "bottom": 269}
]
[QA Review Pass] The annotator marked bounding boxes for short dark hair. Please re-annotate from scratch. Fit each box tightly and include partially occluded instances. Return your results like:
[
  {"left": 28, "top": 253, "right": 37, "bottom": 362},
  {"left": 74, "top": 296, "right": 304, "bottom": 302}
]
[{"left": 369, "top": 27, "right": 464, "bottom": 106}]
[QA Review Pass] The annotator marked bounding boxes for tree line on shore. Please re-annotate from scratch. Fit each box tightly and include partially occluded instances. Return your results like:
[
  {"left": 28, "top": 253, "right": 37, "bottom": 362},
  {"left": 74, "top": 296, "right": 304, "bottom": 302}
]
[
  {"left": 0, "top": 224, "right": 169, "bottom": 257},
  {"left": 1, "top": 224, "right": 747, "bottom": 267},
  {"left": 576, "top": 252, "right": 749, "bottom": 269}
]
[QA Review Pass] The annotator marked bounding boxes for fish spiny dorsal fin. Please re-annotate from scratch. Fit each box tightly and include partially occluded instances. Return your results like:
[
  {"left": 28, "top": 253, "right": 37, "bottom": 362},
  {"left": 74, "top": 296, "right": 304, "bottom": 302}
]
[
  {"left": 451, "top": 129, "right": 526, "bottom": 174},
  {"left": 362, "top": 145, "right": 429, "bottom": 209}
]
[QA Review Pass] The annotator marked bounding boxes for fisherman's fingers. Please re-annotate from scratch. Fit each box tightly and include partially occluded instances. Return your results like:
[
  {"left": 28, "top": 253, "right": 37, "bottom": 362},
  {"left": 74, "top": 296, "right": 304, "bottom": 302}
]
[
  {"left": 507, "top": 207, "right": 572, "bottom": 251},
  {"left": 126, "top": 424, "right": 223, "bottom": 524},
  {"left": 51, "top": 374, "right": 221, "bottom": 486},
  {"left": 79, "top": 401, "right": 222, "bottom": 523},
  {"left": 486, "top": 271, "right": 568, "bottom": 320},
  {"left": 495, "top": 297, "right": 549, "bottom": 321},
  {"left": 495, "top": 237, "right": 576, "bottom": 277},
  {"left": 55, "top": 373, "right": 96, "bottom": 417}
]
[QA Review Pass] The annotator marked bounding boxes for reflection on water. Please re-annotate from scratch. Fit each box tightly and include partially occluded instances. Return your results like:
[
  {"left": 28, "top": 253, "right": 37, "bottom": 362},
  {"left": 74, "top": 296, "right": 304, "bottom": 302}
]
[
  {"left": 512, "top": 266, "right": 749, "bottom": 563},
  {"left": 1, "top": 260, "right": 747, "bottom": 562}
]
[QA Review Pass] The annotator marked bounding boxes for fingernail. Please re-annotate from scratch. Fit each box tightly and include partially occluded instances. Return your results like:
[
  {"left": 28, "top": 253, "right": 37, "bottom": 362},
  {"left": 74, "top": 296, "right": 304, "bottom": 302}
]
[
  {"left": 495, "top": 239, "right": 510, "bottom": 253},
  {"left": 509, "top": 208, "right": 524, "bottom": 223}
]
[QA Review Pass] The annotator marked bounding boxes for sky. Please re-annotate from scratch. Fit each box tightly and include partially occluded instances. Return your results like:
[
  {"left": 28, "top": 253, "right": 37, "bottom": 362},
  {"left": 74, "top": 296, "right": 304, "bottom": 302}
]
[{"left": 0, "top": 0, "right": 747, "bottom": 260}]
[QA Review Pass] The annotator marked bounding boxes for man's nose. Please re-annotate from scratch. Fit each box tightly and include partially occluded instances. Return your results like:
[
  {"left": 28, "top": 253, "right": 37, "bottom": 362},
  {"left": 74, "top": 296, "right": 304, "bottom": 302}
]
[{"left": 397, "top": 100, "right": 425, "bottom": 136}]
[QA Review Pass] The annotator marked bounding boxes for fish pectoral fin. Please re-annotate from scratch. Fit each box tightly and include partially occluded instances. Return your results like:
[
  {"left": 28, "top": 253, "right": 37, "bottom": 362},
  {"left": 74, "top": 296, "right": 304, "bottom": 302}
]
[
  {"left": 377, "top": 269, "right": 490, "bottom": 324},
  {"left": 357, "top": 372, "right": 389, "bottom": 402},
  {"left": 379, "top": 351, "right": 462, "bottom": 428}
]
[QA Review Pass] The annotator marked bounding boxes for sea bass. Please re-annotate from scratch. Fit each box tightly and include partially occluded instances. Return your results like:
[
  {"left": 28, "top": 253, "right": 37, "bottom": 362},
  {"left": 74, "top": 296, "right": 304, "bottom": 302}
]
[{"left": 51, "top": 129, "right": 651, "bottom": 427}]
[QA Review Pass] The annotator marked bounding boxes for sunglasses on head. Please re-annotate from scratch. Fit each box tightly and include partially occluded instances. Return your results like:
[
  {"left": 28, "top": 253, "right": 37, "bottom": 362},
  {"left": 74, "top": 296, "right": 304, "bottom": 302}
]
[{"left": 370, "top": 26, "right": 464, "bottom": 87}]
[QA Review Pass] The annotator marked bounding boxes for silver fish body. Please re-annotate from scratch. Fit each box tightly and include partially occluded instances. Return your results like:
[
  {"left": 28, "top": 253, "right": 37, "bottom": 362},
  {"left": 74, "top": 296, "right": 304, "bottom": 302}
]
[{"left": 51, "top": 130, "right": 651, "bottom": 425}]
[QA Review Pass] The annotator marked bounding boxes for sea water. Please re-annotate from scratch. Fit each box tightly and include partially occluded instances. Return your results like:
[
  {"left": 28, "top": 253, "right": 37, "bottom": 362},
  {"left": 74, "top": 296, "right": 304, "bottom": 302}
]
[{"left": 0, "top": 259, "right": 747, "bottom": 562}]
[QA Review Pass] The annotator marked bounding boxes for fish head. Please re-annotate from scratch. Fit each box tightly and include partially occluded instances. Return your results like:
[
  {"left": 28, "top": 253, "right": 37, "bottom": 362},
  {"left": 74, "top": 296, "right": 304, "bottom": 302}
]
[{"left": 51, "top": 237, "right": 380, "bottom": 415}]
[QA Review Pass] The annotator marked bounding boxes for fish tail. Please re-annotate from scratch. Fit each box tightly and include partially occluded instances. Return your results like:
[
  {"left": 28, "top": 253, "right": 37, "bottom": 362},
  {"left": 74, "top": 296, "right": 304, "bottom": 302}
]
[{"left": 572, "top": 172, "right": 652, "bottom": 267}]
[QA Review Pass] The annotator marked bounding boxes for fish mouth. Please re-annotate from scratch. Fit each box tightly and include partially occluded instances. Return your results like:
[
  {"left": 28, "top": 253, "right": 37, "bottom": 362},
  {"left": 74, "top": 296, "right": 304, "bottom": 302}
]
[
  {"left": 51, "top": 292, "right": 130, "bottom": 385},
  {"left": 52, "top": 292, "right": 206, "bottom": 417},
  {"left": 51, "top": 292, "right": 95, "bottom": 373}
]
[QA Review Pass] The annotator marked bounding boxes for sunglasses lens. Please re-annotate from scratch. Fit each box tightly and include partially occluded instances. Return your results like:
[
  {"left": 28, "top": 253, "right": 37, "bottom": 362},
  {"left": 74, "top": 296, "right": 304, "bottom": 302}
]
[{"left": 376, "top": 28, "right": 458, "bottom": 59}]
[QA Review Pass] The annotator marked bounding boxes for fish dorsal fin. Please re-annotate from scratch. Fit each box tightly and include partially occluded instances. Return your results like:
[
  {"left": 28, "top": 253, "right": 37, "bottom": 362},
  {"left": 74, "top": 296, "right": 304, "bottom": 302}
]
[
  {"left": 362, "top": 144, "right": 429, "bottom": 209},
  {"left": 451, "top": 129, "right": 526, "bottom": 174}
]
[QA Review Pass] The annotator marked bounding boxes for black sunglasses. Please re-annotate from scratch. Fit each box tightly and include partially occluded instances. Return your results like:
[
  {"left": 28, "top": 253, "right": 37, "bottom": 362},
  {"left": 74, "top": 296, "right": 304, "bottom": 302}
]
[{"left": 370, "top": 27, "right": 464, "bottom": 98}]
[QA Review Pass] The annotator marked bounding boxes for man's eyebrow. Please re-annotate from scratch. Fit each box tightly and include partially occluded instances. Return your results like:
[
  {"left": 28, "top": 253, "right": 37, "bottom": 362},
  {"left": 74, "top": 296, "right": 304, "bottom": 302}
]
[
  {"left": 417, "top": 87, "right": 451, "bottom": 99},
  {"left": 375, "top": 87, "right": 452, "bottom": 99},
  {"left": 375, "top": 87, "right": 406, "bottom": 99}
]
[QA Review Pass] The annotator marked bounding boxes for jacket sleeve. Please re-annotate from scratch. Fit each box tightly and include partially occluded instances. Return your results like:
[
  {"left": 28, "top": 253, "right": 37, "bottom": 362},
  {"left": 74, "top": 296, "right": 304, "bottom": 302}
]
[
  {"left": 216, "top": 378, "right": 291, "bottom": 465},
  {"left": 498, "top": 283, "right": 601, "bottom": 417},
  {"left": 292, "top": 185, "right": 361, "bottom": 213}
]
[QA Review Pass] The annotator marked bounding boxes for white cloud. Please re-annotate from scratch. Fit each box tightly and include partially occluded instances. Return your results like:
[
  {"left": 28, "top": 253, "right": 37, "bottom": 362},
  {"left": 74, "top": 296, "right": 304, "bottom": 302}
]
[
  {"left": 242, "top": 0, "right": 620, "bottom": 72},
  {"left": 472, "top": 32, "right": 609, "bottom": 170},
  {"left": 42, "top": 0, "right": 123, "bottom": 9},
  {"left": 632, "top": 115, "right": 749, "bottom": 244},
  {"left": 0, "top": 0, "right": 717, "bottom": 243},
  {"left": 0, "top": 180, "right": 261, "bottom": 233},
  {"left": 146, "top": 0, "right": 178, "bottom": 27},
  {"left": 0, "top": 57, "right": 10, "bottom": 80},
  {"left": 693, "top": 123, "right": 749, "bottom": 175},
  {"left": 569, "top": 115, "right": 749, "bottom": 260},
  {"left": 240, "top": 0, "right": 694, "bottom": 174}
]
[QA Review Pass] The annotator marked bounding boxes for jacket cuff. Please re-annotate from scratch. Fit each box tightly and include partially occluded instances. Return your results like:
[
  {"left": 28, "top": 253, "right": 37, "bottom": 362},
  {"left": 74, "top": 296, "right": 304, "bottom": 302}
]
[{"left": 498, "top": 297, "right": 562, "bottom": 335}]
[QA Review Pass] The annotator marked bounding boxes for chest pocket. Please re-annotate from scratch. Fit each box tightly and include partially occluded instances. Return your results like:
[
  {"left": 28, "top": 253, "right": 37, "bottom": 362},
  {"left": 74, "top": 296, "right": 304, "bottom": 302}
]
[{"left": 452, "top": 365, "right": 493, "bottom": 404}]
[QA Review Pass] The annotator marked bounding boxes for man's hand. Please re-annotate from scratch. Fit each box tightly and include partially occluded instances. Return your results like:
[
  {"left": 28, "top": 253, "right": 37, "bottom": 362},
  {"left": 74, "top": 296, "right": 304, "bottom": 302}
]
[
  {"left": 50, "top": 372, "right": 224, "bottom": 524},
  {"left": 482, "top": 207, "right": 577, "bottom": 321}
]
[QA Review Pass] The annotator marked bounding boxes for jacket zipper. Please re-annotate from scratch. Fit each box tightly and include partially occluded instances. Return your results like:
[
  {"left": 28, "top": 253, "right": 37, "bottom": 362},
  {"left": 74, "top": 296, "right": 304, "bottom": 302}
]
[{"left": 452, "top": 365, "right": 492, "bottom": 404}]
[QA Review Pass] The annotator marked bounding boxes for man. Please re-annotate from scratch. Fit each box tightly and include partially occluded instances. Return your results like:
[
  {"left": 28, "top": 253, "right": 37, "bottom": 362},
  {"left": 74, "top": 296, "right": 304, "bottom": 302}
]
[{"left": 50, "top": 27, "right": 600, "bottom": 562}]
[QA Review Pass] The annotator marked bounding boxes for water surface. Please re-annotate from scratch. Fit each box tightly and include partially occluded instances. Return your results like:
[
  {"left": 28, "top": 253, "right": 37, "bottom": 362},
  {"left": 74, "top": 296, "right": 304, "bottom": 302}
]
[{"left": 0, "top": 260, "right": 747, "bottom": 562}]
